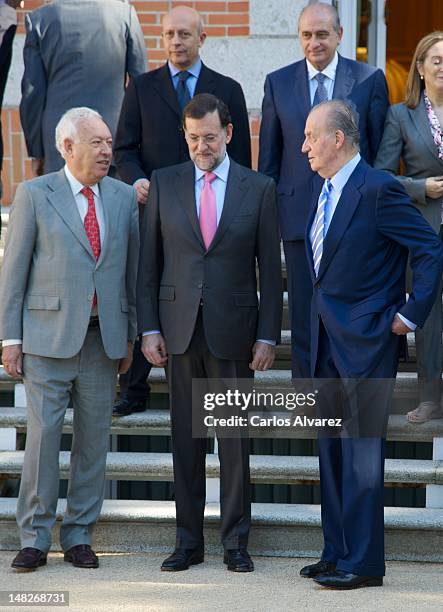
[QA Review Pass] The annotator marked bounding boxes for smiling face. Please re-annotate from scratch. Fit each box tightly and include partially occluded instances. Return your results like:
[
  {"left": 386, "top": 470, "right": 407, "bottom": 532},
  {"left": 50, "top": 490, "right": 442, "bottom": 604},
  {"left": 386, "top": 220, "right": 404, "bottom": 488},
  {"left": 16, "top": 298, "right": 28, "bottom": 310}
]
[
  {"left": 64, "top": 117, "right": 112, "bottom": 185},
  {"left": 184, "top": 110, "right": 233, "bottom": 172},
  {"left": 162, "top": 7, "right": 206, "bottom": 70},
  {"left": 301, "top": 106, "right": 343, "bottom": 178},
  {"left": 298, "top": 5, "right": 342, "bottom": 71},
  {"left": 417, "top": 40, "right": 443, "bottom": 99}
]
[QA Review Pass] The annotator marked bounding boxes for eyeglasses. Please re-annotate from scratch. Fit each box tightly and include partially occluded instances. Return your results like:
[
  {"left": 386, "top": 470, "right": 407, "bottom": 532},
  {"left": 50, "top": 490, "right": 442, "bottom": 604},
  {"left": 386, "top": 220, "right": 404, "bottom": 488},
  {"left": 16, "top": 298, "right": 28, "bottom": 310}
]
[{"left": 185, "top": 134, "right": 220, "bottom": 145}]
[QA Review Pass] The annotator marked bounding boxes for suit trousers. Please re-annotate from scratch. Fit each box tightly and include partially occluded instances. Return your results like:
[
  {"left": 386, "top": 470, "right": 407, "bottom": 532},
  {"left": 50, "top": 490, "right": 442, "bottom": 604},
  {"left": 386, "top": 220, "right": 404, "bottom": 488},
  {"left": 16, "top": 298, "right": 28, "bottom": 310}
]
[
  {"left": 415, "top": 231, "right": 443, "bottom": 403},
  {"left": 168, "top": 309, "right": 252, "bottom": 550},
  {"left": 17, "top": 327, "right": 119, "bottom": 553},
  {"left": 315, "top": 322, "right": 386, "bottom": 577},
  {"left": 283, "top": 240, "right": 312, "bottom": 378}
]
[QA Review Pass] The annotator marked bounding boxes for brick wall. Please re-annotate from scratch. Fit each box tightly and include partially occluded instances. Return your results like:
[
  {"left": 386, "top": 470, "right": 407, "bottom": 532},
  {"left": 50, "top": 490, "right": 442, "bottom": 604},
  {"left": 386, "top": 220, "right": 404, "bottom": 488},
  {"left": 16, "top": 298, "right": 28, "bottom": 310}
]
[{"left": 1, "top": 0, "right": 256, "bottom": 205}]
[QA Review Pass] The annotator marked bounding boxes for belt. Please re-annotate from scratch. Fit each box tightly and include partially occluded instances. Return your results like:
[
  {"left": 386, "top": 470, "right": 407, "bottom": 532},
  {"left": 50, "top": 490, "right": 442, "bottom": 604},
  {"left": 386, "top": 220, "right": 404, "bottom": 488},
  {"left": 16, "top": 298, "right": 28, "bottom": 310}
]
[{"left": 88, "top": 316, "right": 100, "bottom": 328}]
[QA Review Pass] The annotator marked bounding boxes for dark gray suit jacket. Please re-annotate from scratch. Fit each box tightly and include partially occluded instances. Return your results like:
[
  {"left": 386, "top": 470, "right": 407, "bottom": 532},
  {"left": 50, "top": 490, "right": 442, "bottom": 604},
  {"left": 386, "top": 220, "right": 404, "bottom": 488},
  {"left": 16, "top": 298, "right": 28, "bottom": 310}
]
[
  {"left": 137, "top": 159, "right": 282, "bottom": 361},
  {"left": 20, "top": 0, "right": 146, "bottom": 173},
  {"left": 374, "top": 96, "right": 443, "bottom": 233}
]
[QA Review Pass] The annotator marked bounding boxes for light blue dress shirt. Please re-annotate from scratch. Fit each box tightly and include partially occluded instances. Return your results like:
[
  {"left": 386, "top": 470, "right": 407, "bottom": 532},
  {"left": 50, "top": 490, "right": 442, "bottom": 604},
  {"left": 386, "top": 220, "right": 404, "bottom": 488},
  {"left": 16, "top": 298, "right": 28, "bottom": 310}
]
[{"left": 168, "top": 58, "right": 202, "bottom": 99}]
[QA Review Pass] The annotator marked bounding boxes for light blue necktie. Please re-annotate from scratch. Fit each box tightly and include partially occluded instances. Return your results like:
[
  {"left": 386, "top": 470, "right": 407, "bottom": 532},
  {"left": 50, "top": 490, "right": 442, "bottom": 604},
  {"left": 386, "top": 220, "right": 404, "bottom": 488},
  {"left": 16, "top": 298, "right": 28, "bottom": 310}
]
[
  {"left": 312, "top": 179, "right": 333, "bottom": 276},
  {"left": 313, "top": 73, "right": 328, "bottom": 106}
]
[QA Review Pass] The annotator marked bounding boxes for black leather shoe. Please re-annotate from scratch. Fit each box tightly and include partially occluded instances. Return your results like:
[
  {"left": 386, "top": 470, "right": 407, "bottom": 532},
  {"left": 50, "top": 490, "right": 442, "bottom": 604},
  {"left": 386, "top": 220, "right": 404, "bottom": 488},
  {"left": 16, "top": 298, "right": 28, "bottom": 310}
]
[
  {"left": 11, "top": 547, "right": 47, "bottom": 572},
  {"left": 161, "top": 548, "right": 204, "bottom": 571},
  {"left": 223, "top": 549, "right": 254, "bottom": 572},
  {"left": 314, "top": 570, "right": 383, "bottom": 589},
  {"left": 64, "top": 544, "right": 99, "bottom": 568},
  {"left": 300, "top": 560, "right": 336, "bottom": 578},
  {"left": 112, "top": 397, "right": 147, "bottom": 417}
]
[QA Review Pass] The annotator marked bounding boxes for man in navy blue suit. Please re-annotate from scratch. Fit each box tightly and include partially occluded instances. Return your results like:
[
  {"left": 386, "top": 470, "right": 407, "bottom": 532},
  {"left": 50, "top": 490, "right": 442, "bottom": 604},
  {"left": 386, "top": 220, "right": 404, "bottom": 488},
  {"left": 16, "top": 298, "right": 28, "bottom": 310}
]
[
  {"left": 298, "top": 100, "right": 442, "bottom": 589},
  {"left": 258, "top": 2, "right": 389, "bottom": 378}
]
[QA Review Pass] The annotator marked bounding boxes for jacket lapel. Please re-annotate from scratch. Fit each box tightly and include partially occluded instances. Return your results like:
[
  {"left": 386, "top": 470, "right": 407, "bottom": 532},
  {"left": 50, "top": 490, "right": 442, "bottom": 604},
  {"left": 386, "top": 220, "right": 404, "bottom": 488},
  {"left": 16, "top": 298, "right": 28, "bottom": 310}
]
[
  {"left": 293, "top": 60, "right": 312, "bottom": 119},
  {"left": 208, "top": 160, "right": 249, "bottom": 252},
  {"left": 46, "top": 170, "right": 94, "bottom": 259},
  {"left": 96, "top": 177, "right": 117, "bottom": 268},
  {"left": 332, "top": 55, "right": 355, "bottom": 101},
  {"left": 153, "top": 63, "right": 182, "bottom": 118},
  {"left": 173, "top": 162, "right": 205, "bottom": 248},
  {"left": 316, "top": 160, "right": 366, "bottom": 281},
  {"left": 410, "top": 97, "right": 443, "bottom": 164},
  {"left": 195, "top": 63, "right": 216, "bottom": 96}
]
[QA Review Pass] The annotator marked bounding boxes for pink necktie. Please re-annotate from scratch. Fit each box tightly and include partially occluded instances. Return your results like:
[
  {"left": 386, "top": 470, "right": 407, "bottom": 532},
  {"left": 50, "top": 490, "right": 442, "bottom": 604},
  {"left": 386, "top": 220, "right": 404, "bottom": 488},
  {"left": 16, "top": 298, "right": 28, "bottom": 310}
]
[{"left": 199, "top": 172, "right": 217, "bottom": 249}]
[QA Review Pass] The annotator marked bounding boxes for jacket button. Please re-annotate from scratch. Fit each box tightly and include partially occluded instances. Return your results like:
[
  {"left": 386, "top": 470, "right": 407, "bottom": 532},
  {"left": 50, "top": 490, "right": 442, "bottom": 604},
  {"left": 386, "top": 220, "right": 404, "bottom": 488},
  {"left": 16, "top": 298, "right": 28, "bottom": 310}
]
[
  {"left": 88, "top": 294, "right": 93, "bottom": 301},
  {"left": 197, "top": 283, "right": 203, "bottom": 289}
]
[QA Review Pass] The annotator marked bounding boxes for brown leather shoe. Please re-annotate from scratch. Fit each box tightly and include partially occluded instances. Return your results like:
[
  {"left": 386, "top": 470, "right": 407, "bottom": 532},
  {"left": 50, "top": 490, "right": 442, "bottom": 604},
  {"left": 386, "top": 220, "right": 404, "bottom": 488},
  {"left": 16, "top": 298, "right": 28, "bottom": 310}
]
[
  {"left": 11, "top": 547, "right": 47, "bottom": 572},
  {"left": 64, "top": 544, "right": 99, "bottom": 568}
]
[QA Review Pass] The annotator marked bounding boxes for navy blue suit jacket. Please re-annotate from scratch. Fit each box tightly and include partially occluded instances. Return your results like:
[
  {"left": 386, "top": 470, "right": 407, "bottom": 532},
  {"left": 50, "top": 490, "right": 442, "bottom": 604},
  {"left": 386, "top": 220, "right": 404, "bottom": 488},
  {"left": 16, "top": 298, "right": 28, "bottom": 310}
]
[
  {"left": 259, "top": 55, "right": 389, "bottom": 240},
  {"left": 306, "top": 160, "right": 443, "bottom": 378}
]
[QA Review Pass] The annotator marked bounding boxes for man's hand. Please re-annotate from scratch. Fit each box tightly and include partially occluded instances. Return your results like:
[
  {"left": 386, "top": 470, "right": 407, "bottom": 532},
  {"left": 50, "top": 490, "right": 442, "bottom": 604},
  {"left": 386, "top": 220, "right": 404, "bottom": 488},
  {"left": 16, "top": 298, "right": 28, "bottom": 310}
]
[
  {"left": 31, "top": 158, "right": 44, "bottom": 177},
  {"left": 134, "top": 178, "right": 150, "bottom": 205},
  {"left": 2, "top": 344, "right": 23, "bottom": 378},
  {"left": 391, "top": 313, "right": 413, "bottom": 335},
  {"left": 118, "top": 342, "right": 134, "bottom": 374},
  {"left": 249, "top": 341, "right": 275, "bottom": 371},
  {"left": 425, "top": 176, "right": 443, "bottom": 199},
  {"left": 141, "top": 333, "right": 168, "bottom": 366}
]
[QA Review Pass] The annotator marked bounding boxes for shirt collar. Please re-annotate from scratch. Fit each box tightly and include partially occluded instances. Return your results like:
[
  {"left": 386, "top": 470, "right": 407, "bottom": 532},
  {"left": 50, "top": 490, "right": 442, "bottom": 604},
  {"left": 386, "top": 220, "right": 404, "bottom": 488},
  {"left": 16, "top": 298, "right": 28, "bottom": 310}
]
[
  {"left": 64, "top": 165, "right": 100, "bottom": 198},
  {"left": 195, "top": 154, "right": 230, "bottom": 183},
  {"left": 306, "top": 51, "right": 339, "bottom": 81},
  {"left": 328, "top": 152, "right": 361, "bottom": 193},
  {"left": 168, "top": 58, "right": 202, "bottom": 80}
]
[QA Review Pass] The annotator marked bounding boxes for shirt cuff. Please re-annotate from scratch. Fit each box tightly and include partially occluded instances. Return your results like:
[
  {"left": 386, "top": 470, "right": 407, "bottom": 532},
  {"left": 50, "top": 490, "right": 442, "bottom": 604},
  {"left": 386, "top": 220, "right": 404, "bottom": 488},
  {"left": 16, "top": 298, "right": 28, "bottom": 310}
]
[
  {"left": 396, "top": 313, "right": 417, "bottom": 331},
  {"left": 2, "top": 339, "right": 22, "bottom": 347},
  {"left": 142, "top": 331, "right": 161, "bottom": 336},
  {"left": 257, "top": 339, "right": 276, "bottom": 346}
]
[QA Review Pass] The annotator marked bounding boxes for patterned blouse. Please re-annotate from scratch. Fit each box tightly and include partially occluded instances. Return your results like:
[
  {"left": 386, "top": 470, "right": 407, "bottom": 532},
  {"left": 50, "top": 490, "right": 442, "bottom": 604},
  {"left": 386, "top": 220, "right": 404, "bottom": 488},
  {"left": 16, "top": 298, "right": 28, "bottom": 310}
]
[{"left": 424, "top": 90, "right": 443, "bottom": 159}]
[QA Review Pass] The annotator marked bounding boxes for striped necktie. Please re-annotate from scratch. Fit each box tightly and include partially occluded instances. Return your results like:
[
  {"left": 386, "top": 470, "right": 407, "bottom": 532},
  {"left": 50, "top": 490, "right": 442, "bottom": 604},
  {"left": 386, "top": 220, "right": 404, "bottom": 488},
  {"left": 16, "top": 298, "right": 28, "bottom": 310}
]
[
  {"left": 312, "top": 179, "right": 333, "bottom": 276},
  {"left": 313, "top": 73, "right": 328, "bottom": 106}
]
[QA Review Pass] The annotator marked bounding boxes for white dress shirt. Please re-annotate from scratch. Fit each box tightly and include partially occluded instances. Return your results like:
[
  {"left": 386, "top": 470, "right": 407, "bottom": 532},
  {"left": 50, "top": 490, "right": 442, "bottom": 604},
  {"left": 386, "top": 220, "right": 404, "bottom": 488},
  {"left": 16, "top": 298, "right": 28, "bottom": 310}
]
[
  {"left": 3, "top": 166, "right": 106, "bottom": 346},
  {"left": 306, "top": 51, "right": 338, "bottom": 105}
]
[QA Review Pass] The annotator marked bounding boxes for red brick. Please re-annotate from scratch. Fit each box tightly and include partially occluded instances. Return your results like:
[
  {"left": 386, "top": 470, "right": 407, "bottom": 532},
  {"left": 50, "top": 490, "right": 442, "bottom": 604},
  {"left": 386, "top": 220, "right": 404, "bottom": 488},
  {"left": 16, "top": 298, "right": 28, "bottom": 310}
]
[
  {"left": 195, "top": 2, "right": 227, "bottom": 11},
  {"left": 11, "top": 109, "right": 22, "bottom": 134},
  {"left": 227, "top": 26, "right": 249, "bottom": 36},
  {"left": 139, "top": 13, "right": 158, "bottom": 24},
  {"left": 205, "top": 26, "right": 227, "bottom": 36},
  {"left": 228, "top": 2, "right": 249, "bottom": 12},
  {"left": 208, "top": 13, "right": 248, "bottom": 25},
  {"left": 12, "top": 135, "right": 24, "bottom": 184},
  {"left": 145, "top": 37, "right": 161, "bottom": 49},
  {"left": 141, "top": 24, "right": 163, "bottom": 36},
  {"left": 135, "top": 1, "right": 169, "bottom": 11}
]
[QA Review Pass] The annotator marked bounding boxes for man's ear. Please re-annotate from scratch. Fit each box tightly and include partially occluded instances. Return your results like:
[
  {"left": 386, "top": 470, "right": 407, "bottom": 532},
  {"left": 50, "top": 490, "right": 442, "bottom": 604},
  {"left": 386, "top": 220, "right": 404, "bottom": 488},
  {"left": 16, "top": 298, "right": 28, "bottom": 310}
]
[
  {"left": 225, "top": 123, "right": 233, "bottom": 144},
  {"left": 335, "top": 130, "right": 345, "bottom": 148}
]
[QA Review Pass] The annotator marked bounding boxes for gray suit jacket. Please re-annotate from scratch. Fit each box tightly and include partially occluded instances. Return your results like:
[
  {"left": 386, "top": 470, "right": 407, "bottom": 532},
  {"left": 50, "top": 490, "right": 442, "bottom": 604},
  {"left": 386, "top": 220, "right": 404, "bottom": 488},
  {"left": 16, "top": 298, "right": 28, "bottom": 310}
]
[
  {"left": 20, "top": 0, "right": 146, "bottom": 173},
  {"left": 374, "top": 96, "right": 443, "bottom": 232},
  {"left": 0, "top": 170, "right": 139, "bottom": 359},
  {"left": 137, "top": 159, "right": 283, "bottom": 361}
]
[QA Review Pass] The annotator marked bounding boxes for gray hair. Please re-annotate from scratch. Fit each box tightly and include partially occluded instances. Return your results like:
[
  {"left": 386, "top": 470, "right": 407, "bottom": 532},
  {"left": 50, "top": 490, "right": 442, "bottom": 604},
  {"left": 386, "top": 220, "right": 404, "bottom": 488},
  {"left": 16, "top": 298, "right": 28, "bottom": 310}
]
[
  {"left": 55, "top": 107, "right": 103, "bottom": 159},
  {"left": 298, "top": 2, "right": 341, "bottom": 34},
  {"left": 315, "top": 99, "right": 360, "bottom": 148}
]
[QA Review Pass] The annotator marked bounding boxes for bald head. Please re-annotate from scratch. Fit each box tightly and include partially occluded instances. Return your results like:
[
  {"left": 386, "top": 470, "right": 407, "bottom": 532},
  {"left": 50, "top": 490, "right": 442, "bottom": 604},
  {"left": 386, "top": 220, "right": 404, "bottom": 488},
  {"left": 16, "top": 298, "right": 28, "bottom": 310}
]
[
  {"left": 298, "top": 2, "right": 343, "bottom": 71},
  {"left": 161, "top": 6, "right": 206, "bottom": 69}
]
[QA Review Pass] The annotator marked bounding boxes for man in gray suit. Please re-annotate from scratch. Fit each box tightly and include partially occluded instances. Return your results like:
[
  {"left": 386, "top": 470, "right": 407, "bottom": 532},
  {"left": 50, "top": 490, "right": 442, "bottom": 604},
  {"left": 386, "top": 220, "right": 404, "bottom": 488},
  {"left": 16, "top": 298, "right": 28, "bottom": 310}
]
[
  {"left": 0, "top": 107, "right": 139, "bottom": 571},
  {"left": 20, "top": 0, "right": 146, "bottom": 176},
  {"left": 137, "top": 94, "right": 282, "bottom": 572}
]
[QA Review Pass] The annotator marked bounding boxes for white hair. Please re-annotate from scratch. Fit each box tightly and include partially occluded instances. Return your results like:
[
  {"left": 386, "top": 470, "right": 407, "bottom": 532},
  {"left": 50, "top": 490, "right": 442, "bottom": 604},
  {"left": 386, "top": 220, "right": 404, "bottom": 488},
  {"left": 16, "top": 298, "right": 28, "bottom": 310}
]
[{"left": 55, "top": 107, "right": 104, "bottom": 159}]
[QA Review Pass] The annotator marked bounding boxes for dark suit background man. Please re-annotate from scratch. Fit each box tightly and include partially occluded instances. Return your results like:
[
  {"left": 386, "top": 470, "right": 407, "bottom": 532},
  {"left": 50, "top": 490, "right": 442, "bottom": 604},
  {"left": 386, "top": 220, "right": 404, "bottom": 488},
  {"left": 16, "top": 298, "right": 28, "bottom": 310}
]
[
  {"left": 0, "top": 0, "right": 22, "bottom": 203},
  {"left": 137, "top": 94, "right": 281, "bottom": 572},
  {"left": 113, "top": 5, "right": 251, "bottom": 416},
  {"left": 299, "top": 100, "right": 442, "bottom": 589},
  {"left": 0, "top": 107, "right": 139, "bottom": 571},
  {"left": 20, "top": 0, "right": 146, "bottom": 176},
  {"left": 258, "top": 2, "right": 389, "bottom": 377}
]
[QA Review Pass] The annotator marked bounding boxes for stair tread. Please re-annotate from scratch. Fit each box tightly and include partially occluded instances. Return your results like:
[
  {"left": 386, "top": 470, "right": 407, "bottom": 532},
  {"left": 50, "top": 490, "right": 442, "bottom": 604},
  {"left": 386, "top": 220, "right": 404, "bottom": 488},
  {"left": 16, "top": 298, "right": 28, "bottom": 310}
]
[
  {"left": 1, "top": 409, "right": 442, "bottom": 441},
  {"left": 0, "top": 497, "right": 441, "bottom": 528},
  {"left": 0, "top": 450, "right": 441, "bottom": 483}
]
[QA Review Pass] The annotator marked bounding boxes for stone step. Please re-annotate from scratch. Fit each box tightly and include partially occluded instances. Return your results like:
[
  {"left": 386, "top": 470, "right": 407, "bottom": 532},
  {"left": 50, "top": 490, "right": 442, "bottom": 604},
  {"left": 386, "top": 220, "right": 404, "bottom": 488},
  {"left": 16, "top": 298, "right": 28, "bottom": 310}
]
[
  {"left": 0, "top": 368, "right": 431, "bottom": 414},
  {"left": 1, "top": 450, "right": 441, "bottom": 485},
  {"left": 1, "top": 408, "right": 442, "bottom": 441},
  {"left": 0, "top": 498, "right": 441, "bottom": 562}
]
